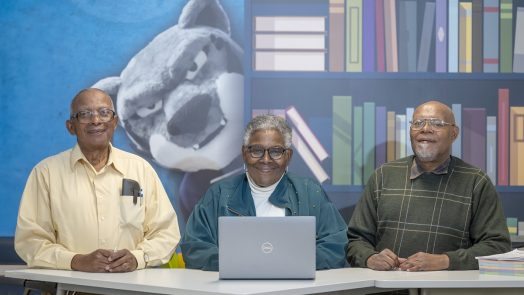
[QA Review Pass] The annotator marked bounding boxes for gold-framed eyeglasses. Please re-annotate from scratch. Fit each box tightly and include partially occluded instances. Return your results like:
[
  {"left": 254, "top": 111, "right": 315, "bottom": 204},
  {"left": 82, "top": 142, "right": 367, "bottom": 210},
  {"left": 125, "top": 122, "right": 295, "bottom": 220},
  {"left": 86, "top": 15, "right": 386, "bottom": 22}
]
[
  {"left": 247, "top": 145, "right": 288, "bottom": 160},
  {"left": 409, "top": 118, "right": 455, "bottom": 130},
  {"left": 71, "top": 108, "right": 116, "bottom": 124}
]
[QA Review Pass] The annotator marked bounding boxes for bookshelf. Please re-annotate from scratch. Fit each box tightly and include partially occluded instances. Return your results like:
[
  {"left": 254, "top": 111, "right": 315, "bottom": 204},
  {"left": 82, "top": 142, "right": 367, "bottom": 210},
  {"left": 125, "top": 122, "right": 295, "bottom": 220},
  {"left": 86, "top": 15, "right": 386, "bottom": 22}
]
[{"left": 244, "top": 0, "right": 524, "bottom": 221}]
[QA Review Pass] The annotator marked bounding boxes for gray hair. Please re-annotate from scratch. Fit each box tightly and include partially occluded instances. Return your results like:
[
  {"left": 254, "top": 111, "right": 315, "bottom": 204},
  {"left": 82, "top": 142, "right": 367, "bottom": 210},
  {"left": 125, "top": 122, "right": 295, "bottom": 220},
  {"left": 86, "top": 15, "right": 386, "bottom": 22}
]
[
  {"left": 243, "top": 115, "right": 292, "bottom": 148},
  {"left": 69, "top": 88, "right": 115, "bottom": 116}
]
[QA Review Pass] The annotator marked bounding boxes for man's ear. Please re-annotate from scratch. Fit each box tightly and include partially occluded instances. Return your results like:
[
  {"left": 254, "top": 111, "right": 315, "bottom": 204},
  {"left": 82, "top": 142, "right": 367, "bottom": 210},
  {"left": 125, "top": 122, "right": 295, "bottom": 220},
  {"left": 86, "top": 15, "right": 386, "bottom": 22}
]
[
  {"left": 451, "top": 125, "right": 459, "bottom": 141},
  {"left": 66, "top": 119, "right": 76, "bottom": 135}
]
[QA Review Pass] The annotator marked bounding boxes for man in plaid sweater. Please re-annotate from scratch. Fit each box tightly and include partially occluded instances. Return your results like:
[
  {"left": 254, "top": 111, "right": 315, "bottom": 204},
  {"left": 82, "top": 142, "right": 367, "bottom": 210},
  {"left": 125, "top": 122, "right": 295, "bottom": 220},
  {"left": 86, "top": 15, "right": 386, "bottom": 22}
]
[{"left": 346, "top": 101, "right": 511, "bottom": 271}]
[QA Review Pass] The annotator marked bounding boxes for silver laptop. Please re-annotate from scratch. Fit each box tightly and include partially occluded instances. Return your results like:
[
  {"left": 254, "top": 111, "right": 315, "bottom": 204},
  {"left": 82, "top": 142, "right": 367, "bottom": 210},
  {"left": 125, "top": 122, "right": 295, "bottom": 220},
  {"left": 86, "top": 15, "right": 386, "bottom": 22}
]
[{"left": 218, "top": 216, "right": 316, "bottom": 279}]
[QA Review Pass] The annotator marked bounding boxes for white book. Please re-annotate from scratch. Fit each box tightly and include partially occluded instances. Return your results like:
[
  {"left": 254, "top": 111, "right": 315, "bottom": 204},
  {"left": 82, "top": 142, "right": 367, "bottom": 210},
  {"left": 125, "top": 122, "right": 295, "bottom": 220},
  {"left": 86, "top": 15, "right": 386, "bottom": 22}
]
[
  {"left": 254, "top": 51, "right": 325, "bottom": 71},
  {"left": 396, "top": 114, "right": 407, "bottom": 159},
  {"left": 286, "top": 106, "right": 328, "bottom": 161},
  {"left": 255, "top": 16, "right": 325, "bottom": 32},
  {"left": 255, "top": 34, "right": 325, "bottom": 50},
  {"left": 513, "top": 7, "right": 524, "bottom": 73},
  {"left": 405, "top": 107, "right": 414, "bottom": 156},
  {"left": 292, "top": 127, "right": 329, "bottom": 184}
]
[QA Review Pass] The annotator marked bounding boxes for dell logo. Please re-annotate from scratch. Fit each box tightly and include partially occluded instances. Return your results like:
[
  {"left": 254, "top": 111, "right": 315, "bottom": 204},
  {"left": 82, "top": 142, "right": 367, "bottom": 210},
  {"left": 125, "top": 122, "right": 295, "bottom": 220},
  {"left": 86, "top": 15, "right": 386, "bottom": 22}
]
[{"left": 261, "top": 242, "right": 273, "bottom": 254}]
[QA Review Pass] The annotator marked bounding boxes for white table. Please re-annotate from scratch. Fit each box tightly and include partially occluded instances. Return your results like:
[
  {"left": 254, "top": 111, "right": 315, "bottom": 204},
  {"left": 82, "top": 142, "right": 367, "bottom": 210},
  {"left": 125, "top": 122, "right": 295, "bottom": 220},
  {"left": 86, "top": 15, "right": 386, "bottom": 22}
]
[{"left": 5, "top": 268, "right": 524, "bottom": 295}]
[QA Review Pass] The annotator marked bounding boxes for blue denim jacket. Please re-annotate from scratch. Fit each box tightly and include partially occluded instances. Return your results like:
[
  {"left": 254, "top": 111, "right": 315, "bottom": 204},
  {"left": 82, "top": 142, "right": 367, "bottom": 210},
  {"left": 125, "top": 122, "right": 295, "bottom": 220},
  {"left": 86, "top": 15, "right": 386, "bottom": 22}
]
[{"left": 180, "top": 173, "right": 348, "bottom": 270}]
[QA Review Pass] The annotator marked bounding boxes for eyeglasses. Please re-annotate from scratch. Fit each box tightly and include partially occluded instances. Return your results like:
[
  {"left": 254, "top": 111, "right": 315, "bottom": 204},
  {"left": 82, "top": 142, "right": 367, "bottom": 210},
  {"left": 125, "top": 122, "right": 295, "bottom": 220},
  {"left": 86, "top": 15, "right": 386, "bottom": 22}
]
[
  {"left": 71, "top": 108, "right": 116, "bottom": 124},
  {"left": 247, "top": 145, "right": 288, "bottom": 160},
  {"left": 409, "top": 118, "right": 455, "bottom": 130}
]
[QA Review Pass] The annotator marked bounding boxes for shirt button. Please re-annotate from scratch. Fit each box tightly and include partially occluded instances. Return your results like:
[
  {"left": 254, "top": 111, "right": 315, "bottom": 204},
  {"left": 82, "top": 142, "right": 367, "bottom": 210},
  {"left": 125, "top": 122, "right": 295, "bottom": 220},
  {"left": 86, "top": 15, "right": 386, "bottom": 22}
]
[
  {"left": 101, "top": 239, "right": 106, "bottom": 244},
  {"left": 100, "top": 216, "right": 105, "bottom": 221}
]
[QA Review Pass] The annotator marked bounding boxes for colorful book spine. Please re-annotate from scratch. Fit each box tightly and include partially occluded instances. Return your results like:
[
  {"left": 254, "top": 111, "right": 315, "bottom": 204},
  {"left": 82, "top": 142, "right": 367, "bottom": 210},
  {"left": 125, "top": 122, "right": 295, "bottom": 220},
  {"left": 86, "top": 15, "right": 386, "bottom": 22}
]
[
  {"left": 448, "top": 0, "right": 459, "bottom": 73},
  {"left": 435, "top": 0, "right": 448, "bottom": 73},
  {"left": 462, "top": 108, "right": 486, "bottom": 171},
  {"left": 509, "top": 107, "right": 524, "bottom": 186},
  {"left": 500, "top": 0, "right": 513, "bottom": 73},
  {"left": 487, "top": 116, "right": 497, "bottom": 183},
  {"left": 483, "top": 0, "right": 500, "bottom": 73},
  {"left": 363, "top": 102, "right": 376, "bottom": 182},
  {"left": 507, "top": 217, "right": 518, "bottom": 235},
  {"left": 459, "top": 2, "right": 473, "bottom": 73},
  {"left": 376, "top": 0, "right": 386, "bottom": 72},
  {"left": 405, "top": 107, "right": 414, "bottom": 156},
  {"left": 472, "top": 0, "right": 483, "bottom": 72},
  {"left": 417, "top": 1, "right": 436, "bottom": 72},
  {"left": 332, "top": 96, "right": 352, "bottom": 185},
  {"left": 395, "top": 114, "right": 406, "bottom": 159},
  {"left": 329, "top": 0, "right": 345, "bottom": 72},
  {"left": 398, "top": 0, "right": 417, "bottom": 72},
  {"left": 387, "top": 111, "right": 396, "bottom": 162},
  {"left": 353, "top": 106, "right": 363, "bottom": 185},
  {"left": 346, "top": 0, "right": 363, "bottom": 72},
  {"left": 514, "top": 7, "right": 524, "bottom": 73},
  {"left": 375, "top": 106, "right": 387, "bottom": 167},
  {"left": 452, "top": 103, "right": 462, "bottom": 158},
  {"left": 363, "top": 0, "right": 376, "bottom": 72},
  {"left": 291, "top": 127, "right": 329, "bottom": 184},
  {"left": 498, "top": 89, "right": 510, "bottom": 186},
  {"left": 384, "top": 0, "right": 399, "bottom": 72},
  {"left": 286, "top": 106, "right": 328, "bottom": 161}
]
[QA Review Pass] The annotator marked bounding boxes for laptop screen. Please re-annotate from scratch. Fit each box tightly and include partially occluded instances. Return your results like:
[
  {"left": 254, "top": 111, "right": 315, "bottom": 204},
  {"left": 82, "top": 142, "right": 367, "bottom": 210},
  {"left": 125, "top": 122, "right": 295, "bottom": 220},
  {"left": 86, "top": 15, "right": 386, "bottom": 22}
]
[{"left": 218, "top": 216, "right": 316, "bottom": 279}]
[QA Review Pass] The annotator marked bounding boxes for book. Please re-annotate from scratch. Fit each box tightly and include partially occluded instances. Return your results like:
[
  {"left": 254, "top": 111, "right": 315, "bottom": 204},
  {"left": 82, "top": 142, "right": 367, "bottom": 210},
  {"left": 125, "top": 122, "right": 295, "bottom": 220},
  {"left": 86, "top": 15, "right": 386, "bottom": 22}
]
[
  {"left": 353, "top": 106, "right": 363, "bottom": 185},
  {"left": 398, "top": 0, "right": 417, "bottom": 72},
  {"left": 498, "top": 89, "right": 510, "bottom": 186},
  {"left": 483, "top": 0, "right": 500, "bottom": 72},
  {"left": 508, "top": 217, "right": 518, "bottom": 235},
  {"left": 435, "top": 0, "right": 447, "bottom": 73},
  {"left": 387, "top": 111, "right": 396, "bottom": 162},
  {"left": 346, "top": 0, "right": 363, "bottom": 72},
  {"left": 472, "top": 0, "right": 483, "bottom": 73},
  {"left": 332, "top": 96, "right": 352, "bottom": 185},
  {"left": 255, "top": 34, "right": 325, "bottom": 50},
  {"left": 291, "top": 127, "right": 329, "bottom": 184},
  {"left": 254, "top": 51, "right": 325, "bottom": 71},
  {"left": 395, "top": 114, "right": 406, "bottom": 159},
  {"left": 255, "top": 16, "right": 325, "bottom": 32},
  {"left": 486, "top": 116, "right": 497, "bottom": 183},
  {"left": 477, "top": 249, "right": 524, "bottom": 277},
  {"left": 514, "top": 7, "right": 524, "bottom": 73},
  {"left": 417, "top": 1, "right": 436, "bottom": 72},
  {"left": 329, "top": 0, "right": 345, "bottom": 72},
  {"left": 452, "top": 103, "right": 462, "bottom": 158},
  {"left": 405, "top": 107, "right": 414, "bottom": 156},
  {"left": 375, "top": 106, "right": 387, "bottom": 167},
  {"left": 363, "top": 102, "right": 375, "bottom": 182},
  {"left": 286, "top": 106, "right": 328, "bottom": 162},
  {"left": 500, "top": 0, "right": 513, "bottom": 73},
  {"left": 459, "top": 2, "right": 473, "bottom": 73},
  {"left": 509, "top": 106, "right": 524, "bottom": 185},
  {"left": 376, "top": 0, "right": 386, "bottom": 72},
  {"left": 463, "top": 108, "right": 487, "bottom": 171},
  {"left": 384, "top": 0, "right": 399, "bottom": 72},
  {"left": 363, "top": 0, "right": 376, "bottom": 72},
  {"left": 448, "top": 0, "right": 459, "bottom": 73}
]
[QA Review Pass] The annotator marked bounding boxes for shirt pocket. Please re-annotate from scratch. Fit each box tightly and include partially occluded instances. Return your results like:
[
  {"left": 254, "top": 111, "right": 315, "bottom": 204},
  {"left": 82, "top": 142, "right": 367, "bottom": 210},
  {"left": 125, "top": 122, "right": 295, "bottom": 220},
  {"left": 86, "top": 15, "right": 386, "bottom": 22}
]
[{"left": 119, "top": 195, "right": 145, "bottom": 233}]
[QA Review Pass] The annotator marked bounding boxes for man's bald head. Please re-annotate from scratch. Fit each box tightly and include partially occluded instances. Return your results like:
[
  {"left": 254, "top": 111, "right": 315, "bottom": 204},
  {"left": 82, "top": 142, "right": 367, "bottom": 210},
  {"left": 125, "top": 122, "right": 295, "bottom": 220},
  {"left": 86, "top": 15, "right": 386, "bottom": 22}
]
[{"left": 70, "top": 88, "right": 114, "bottom": 116}]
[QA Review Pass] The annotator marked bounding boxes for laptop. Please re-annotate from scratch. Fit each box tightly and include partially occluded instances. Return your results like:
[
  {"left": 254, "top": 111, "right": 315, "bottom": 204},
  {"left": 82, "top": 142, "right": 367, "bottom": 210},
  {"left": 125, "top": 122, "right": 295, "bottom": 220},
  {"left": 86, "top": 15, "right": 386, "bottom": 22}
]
[{"left": 218, "top": 216, "right": 316, "bottom": 279}]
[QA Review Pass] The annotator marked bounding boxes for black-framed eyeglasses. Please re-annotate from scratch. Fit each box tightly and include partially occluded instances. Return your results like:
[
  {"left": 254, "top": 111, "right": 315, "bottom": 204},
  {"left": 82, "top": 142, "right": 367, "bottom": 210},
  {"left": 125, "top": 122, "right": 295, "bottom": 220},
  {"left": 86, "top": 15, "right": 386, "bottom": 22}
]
[
  {"left": 71, "top": 108, "right": 116, "bottom": 124},
  {"left": 409, "top": 118, "right": 455, "bottom": 131},
  {"left": 247, "top": 145, "right": 288, "bottom": 160}
]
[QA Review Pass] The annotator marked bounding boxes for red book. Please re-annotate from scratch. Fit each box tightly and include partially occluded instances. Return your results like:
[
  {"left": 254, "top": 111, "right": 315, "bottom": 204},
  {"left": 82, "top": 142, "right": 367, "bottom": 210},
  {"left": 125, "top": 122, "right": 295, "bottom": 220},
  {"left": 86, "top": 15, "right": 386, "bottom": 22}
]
[
  {"left": 498, "top": 88, "right": 509, "bottom": 186},
  {"left": 376, "top": 0, "right": 386, "bottom": 72}
]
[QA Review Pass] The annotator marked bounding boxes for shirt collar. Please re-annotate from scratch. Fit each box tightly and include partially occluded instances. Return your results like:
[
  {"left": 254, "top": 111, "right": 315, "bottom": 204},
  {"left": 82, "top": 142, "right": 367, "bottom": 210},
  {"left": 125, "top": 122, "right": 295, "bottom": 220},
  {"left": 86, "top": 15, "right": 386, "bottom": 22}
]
[
  {"left": 70, "top": 143, "right": 124, "bottom": 175},
  {"left": 410, "top": 156, "right": 451, "bottom": 179}
]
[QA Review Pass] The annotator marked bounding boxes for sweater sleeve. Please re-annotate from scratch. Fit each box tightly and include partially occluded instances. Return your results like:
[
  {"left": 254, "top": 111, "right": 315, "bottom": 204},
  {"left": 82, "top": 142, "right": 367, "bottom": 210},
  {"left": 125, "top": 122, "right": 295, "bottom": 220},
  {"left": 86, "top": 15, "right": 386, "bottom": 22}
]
[
  {"left": 346, "top": 173, "right": 380, "bottom": 267},
  {"left": 445, "top": 176, "right": 511, "bottom": 270}
]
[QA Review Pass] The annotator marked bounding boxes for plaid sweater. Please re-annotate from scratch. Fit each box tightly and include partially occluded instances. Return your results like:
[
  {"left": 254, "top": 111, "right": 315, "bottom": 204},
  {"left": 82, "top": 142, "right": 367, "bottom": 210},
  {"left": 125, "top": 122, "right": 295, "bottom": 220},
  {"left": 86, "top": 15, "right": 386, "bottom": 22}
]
[{"left": 346, "top": 156, "right": 511, "bottom": 270}]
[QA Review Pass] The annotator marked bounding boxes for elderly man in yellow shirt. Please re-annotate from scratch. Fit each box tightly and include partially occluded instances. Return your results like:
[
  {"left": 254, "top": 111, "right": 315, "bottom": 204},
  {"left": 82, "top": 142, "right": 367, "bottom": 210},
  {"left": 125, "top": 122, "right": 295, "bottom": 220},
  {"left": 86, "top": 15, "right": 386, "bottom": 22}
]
[{"left": 15, "top": 88, "right": 180, "bottom": 272}]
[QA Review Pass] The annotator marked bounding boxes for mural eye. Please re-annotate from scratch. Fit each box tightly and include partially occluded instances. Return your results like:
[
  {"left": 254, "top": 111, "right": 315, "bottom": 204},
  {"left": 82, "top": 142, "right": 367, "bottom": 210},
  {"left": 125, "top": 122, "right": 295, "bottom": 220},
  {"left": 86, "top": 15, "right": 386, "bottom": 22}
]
[
  {"left": 136, "top": 100, "right": 162, "bottom": 118},
  {"left": 185, "top": 50, "right": 207, "bottom": 81}
]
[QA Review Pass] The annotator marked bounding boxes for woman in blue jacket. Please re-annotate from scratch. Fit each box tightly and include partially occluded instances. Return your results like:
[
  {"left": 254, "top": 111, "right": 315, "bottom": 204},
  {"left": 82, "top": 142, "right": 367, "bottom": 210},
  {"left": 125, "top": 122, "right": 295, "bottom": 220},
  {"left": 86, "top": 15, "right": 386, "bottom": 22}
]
[{"left": 180, "top": 114, "right": 348, "bottom": 270}]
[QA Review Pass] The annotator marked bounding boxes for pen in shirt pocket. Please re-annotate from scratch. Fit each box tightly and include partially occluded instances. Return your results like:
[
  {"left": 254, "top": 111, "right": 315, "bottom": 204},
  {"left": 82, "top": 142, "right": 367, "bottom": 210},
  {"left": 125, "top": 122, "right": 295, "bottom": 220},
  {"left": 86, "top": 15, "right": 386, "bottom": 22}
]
[{"left": 121, "top": 178, "right": 143, "bottom": 206}]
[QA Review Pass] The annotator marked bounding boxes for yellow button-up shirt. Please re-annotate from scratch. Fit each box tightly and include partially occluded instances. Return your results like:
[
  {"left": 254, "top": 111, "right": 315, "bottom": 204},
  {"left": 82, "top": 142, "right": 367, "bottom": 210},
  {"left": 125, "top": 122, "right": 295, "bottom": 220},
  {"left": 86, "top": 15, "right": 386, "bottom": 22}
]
[{"left": 15, "top": 144, "right": 180, "bottom": 270}]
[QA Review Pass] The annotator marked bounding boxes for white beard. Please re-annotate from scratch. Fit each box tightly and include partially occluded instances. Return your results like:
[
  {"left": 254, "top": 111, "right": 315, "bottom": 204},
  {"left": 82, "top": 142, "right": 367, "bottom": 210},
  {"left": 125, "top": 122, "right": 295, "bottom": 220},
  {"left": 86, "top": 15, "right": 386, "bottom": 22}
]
[{"left": 414, "top": 143, "right": 437, "bottom": 161}]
